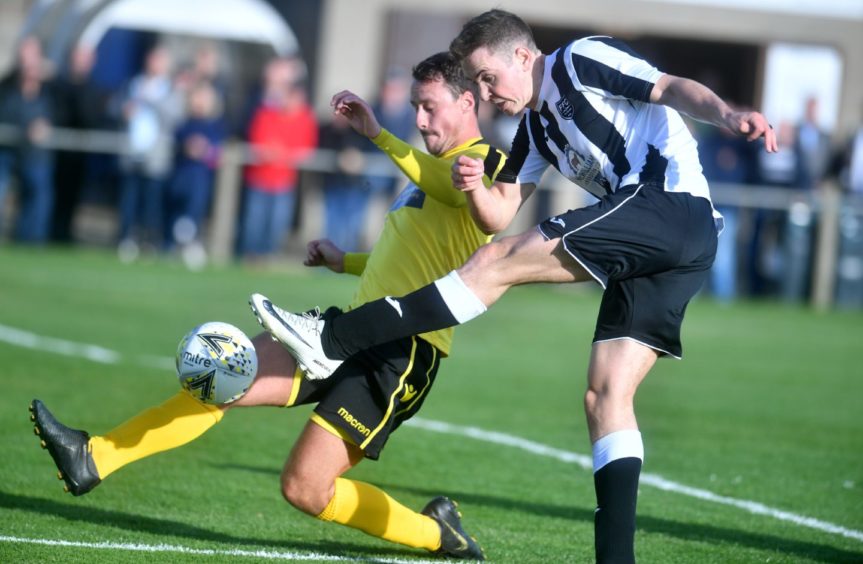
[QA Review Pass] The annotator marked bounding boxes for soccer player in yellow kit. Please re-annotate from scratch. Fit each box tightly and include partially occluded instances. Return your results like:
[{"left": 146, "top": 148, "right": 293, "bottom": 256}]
[{"left": 30, "top": 52, "right": 504, "bottom": 560}]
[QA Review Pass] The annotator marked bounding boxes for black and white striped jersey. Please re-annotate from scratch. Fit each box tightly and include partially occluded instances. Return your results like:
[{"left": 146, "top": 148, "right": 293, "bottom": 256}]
[{"left": 498, "top": 36, "right": 713, "bottom": 208}]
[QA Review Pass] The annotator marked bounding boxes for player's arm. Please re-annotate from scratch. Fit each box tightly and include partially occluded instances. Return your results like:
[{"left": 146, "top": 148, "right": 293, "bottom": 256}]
[
  {"left": 452, "top": 157, "right": 535, "bottom": 234},
  {"left": 371, "top": 128, "right": 469, "bottom": 207},
  {"left": 303, "top": 239, "right": 368, "bottom": 275},
  {"left": 342, "top": 253, "right": 368, "bottom": 276},
  {"left": 569, "top": 38, "right": 775, "bottom": 152},
  {"left": 453, "top": 114, "right": 542, "bottom": 234},
  {"left": 332, "top": 89, "right": 466, "bottom": 207},
  {"left": 650, "top": 74, "right": 778, "bottom": 152}
]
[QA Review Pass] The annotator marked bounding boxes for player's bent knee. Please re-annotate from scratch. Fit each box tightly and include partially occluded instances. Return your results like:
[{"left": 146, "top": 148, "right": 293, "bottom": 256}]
[
  {"left": 461, "top": 238, "right": 521, "bottom": 281},
  {"left": 583, "top": 387, "right": 611, "bottom": 422},
  {"left": 469, "top": 239, "right": 509, "bottom": 268},
  {"left": 584, "top": 381, "right": 636, "bottom": 416},
  {"left": 280, "top": 471, "right": 330, "bottom": 516},
  {"left": 584, "top": 388, "right": 598, "bottom": 413}
]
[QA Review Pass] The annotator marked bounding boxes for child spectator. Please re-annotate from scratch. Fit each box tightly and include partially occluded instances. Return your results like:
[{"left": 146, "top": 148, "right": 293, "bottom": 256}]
[{"left": 165, "top": 81, "right": 225, "bottom": 251}]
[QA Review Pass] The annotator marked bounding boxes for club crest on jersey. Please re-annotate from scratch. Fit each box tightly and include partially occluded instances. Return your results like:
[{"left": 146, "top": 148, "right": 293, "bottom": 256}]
[{"left": 556, "top": 96, "right": 574, "bottom": 120}]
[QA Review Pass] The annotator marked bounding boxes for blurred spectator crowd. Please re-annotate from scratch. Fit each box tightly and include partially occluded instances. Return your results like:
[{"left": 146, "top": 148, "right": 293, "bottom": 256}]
[
  {"left": 693, "top": 94, "right": 862, "bottom": 305},
  {"left": 0, "top": 35, "right": 862, "bottom": 305},
  {"left": 0, "top": 36, "right": 417, "bottom": 267}
]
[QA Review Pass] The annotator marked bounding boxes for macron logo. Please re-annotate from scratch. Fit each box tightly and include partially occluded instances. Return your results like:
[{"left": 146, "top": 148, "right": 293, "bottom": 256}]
[
  {"left": 385, "top": 296, "right": 403, "bottom": 318},
  {"left": 550, "top": 217, "right": 566, "bottom": 228}
]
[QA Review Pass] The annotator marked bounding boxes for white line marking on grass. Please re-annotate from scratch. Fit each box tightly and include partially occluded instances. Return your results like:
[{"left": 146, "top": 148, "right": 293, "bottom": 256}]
[
  {"left": 0, "top": 323, "right": 120, "bottom": 364},
  {"left": 639, "top": 474, "right": 863, "bottom": 542},
  {"left": 4, "top": 324, "right": 862, "bottom": 544},
  {"left": 0, "top": 535, "right": 441, "bottom": 563},
  {"left": 406, "top": 418, "right": 863, "bottom": 543},
  {"left": 0, "top": 323, "right": 174, "bottom": 370}
]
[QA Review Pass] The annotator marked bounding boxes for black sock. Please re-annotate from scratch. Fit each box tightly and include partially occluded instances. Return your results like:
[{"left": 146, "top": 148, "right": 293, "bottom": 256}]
[
  {"left": 594, "top": 457, "right": 641, "bottom": 564},
  {"left": 321, "top": 284, "right": 459, "bottom": 359}
]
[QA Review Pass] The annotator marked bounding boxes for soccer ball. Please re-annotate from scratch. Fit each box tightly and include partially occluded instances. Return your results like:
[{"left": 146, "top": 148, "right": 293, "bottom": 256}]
[{"left": 175, "top": 322, "right": 258, "bottom": 405}]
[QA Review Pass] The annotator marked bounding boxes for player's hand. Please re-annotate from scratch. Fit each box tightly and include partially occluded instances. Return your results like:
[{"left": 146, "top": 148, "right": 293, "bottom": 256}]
[
  {"left": 727, "top": 111, "right": 777, "bottom": 153},
  {"left": 452, "top": 155, "right": 485, "bottom": 192},
  {"left": 331, "top": 90, "right": 382, "bottom": 139},
  {"left": 304, "top": 239, "right": 345, "bottom": 273}
]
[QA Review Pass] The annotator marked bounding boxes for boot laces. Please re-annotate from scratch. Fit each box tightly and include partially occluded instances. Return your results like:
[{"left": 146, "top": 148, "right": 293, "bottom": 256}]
[{"left": 295, "top": 306, "right": 324, "bottom": 336}]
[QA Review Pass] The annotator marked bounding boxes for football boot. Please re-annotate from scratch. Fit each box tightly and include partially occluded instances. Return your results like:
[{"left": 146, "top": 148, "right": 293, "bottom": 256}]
[
  {"left": 30, "top": 399, "right": 101, "bottom": 496},
  {"left": 422, "top": 496, "right": 485, "bottom": 560}
]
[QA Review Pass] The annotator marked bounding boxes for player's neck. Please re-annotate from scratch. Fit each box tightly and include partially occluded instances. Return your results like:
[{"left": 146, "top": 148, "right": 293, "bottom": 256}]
[{"left": 445, "top": 126, "right": 483, "bottom": 154}]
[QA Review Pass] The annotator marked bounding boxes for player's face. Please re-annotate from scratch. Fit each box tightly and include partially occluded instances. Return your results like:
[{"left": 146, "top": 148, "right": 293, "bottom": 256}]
[
  {"left": 411, "top": 77, "right": 472, "bottom": 156},
  {"left": 463, "top": 46, "right": 532, "bottom": 116}
]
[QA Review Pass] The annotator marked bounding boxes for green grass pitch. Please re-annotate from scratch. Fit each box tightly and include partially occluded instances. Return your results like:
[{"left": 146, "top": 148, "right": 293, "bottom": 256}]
[{"left": 0, "top": 247, "right": 861, "bottom": 563}]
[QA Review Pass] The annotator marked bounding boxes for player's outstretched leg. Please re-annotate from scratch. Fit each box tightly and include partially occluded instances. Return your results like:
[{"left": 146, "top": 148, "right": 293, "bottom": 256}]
[
  {"left": 250, "top": 271, "right": 484, "bottom": 376},
  {"left": 30, "top": 399, "right": 101, "bottom": 496},
  {"left": 421, "top": 496, "right": 485, "bottom": 561},
  {"left": 30, "top": 392, "right": 225, "bottom": 495},
  {"left": 249, "top": 293, "right": 343, "bottom": 380}
]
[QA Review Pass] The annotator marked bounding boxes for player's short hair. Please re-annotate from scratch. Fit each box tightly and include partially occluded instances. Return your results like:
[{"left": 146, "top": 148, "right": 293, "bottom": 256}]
[
  {"left": 412, "top": 51, "right": 479, "bottom": 114},
  {"left": 450, "top": 9, "right": 538, "bottom": 62}
]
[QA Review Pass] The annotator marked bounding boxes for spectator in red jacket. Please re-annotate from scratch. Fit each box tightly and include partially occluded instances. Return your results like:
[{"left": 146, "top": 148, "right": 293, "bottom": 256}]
[{"left": 239, "top": 57, "right": 317, "bottom": 262}]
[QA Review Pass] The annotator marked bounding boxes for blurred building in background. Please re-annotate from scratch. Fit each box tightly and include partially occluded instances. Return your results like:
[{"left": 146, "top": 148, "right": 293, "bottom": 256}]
[
  {"left": 1, "top": 0, "right": 860, "bottom": 134},
  {"left": 0, "top": 0, "right": 861, "bottom": 307}
]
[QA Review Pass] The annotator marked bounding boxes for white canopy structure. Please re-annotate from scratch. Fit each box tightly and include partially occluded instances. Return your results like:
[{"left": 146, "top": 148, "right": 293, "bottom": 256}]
[{"left": 77, "top": 0, "right": 297, "bottom": 55}]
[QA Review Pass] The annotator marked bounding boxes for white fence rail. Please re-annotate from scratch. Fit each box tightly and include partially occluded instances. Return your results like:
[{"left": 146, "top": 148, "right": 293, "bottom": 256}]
[{"left": 1, "top": 125, "right": 861, "bottom": 309}]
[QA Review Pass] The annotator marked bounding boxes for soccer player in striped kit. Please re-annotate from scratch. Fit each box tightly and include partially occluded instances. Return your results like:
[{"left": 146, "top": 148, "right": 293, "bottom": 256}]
[{"left": 255, "top": 9, "right": 778, "bottom": 563}]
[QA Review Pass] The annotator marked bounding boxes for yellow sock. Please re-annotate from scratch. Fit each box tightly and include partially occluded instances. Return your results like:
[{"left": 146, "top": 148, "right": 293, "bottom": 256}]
[
  {"left": 317, "top": 477, "right": 441, "bottom": 551},
  {"left": 89, "top": 391, "right": 224, "bottom": 478}
]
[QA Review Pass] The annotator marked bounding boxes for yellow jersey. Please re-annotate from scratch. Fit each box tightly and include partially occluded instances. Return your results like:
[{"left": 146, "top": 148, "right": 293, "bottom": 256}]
[{"left": 342, "top": 128, "right": 506, "bottom": 356}]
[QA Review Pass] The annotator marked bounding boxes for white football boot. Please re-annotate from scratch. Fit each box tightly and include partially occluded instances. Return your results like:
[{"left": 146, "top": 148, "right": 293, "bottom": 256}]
[{"left": 249, "top": 293, "right": 342, "bottom": 380}]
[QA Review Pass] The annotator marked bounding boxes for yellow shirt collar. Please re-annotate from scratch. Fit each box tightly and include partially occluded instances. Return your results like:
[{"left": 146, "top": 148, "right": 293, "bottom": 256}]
[{"left": 440, "top": 137, "right": 484, "bottom": 160}]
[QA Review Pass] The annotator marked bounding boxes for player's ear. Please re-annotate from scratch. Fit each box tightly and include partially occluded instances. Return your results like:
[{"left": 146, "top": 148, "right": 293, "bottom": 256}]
[
  {"left": 514, "top": 45, "right": 531, "bottom": 70},
  {"left": 461, "top": 90, "right": 475, "bottom": 113}
]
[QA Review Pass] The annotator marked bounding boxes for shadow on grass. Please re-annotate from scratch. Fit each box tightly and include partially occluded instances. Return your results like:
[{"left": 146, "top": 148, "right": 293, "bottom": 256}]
[
  {"left": 380, "top": 483, "right": 863, "bottom": 564},
  {"left": 0, "top": 489, "right": 424, "bottom": 562},
  {"left": 213, "top": 464, "right": 863, "bottom": 562}
]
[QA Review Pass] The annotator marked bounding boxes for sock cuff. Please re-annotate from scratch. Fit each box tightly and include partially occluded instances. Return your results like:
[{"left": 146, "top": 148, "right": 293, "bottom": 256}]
[
  {"left": 592, "top": 429, "right": 643, "bottom": 473},
  {"left": 316, "top": 477, "right": 345, "bottom": 522},
  {"left": 433, "top": 271, "right": 487, "bottom": 324}
]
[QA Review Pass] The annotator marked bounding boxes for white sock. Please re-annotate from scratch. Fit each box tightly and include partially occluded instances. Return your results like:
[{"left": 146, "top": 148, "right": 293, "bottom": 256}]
[
  {"left": 433, "top": 270, "right": 487, "bottom": 324},
  {"left": 592, "top": 429, "right": 644, "bottom": 473}
]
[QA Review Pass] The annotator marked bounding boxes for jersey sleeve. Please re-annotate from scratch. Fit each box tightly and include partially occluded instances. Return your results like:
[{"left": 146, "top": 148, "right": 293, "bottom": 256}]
[
  {"left": 495, "top": 113, "right": 550, "bottom": 186},
  {"left": 567, "top": 37, "right": 663, "bottom": 102},
  {"left": 372, "top": 128, "right": 504, "bottom": 208},
  {"left": 372, "top": 128, "right": 466, "bottom": 206},
  {"left": 343, "top": 252, "right": 369, "bottom": 276}
]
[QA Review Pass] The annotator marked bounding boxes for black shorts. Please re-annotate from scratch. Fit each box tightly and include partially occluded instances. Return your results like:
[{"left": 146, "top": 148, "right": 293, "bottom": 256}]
[
  {"left": 538, "top": 183, "right": 718, "bottom": 358},
  {"left": 286, "top": 335, "right": 440, "bottom": 460}
]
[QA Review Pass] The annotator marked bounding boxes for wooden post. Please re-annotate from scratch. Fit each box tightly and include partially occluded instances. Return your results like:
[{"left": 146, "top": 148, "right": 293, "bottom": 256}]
[
  {"left": 208, "top": 141, "right": 243, "bottom": 266},
  {"left": 811, "top": 182, "right": 842, "bottom": 310}
]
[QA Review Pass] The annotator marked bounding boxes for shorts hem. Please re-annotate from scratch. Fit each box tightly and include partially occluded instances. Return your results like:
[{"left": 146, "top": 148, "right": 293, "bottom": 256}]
[
  {"left": 537, "top": 225, "right": 607, "bottom": 288},
  {"left": 310, "top": 413, "right": 360, "bottom": 447},
  {"left": 593, "top": 336, "right": 682, "bottom": 359},
  {"left": 284, "top": 366, "right": 305, "bottom": 407},
  {"left": 561, "top": 246, "right": 608, "bottom": 289}
]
